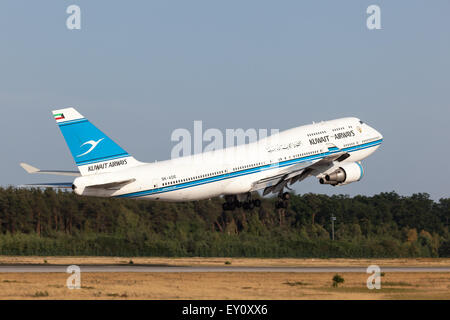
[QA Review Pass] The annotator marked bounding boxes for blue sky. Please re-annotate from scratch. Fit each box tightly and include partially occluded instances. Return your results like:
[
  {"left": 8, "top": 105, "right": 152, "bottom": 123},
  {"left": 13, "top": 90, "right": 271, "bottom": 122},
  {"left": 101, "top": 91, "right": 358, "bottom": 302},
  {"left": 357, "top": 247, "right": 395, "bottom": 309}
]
[{"left": 0, "top": 1, "right": 449, "bottom": 199}]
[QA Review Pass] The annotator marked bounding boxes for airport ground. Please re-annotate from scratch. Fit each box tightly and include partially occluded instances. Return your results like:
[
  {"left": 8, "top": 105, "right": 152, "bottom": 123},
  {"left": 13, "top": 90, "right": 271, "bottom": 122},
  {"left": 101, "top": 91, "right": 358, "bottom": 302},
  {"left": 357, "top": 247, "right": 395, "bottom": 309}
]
[
  {"left": 0, "top": 257, "right": 449, "bottom": 299},
  {"left": 1, "top": 256, "right": 450, "bottom": 267}
]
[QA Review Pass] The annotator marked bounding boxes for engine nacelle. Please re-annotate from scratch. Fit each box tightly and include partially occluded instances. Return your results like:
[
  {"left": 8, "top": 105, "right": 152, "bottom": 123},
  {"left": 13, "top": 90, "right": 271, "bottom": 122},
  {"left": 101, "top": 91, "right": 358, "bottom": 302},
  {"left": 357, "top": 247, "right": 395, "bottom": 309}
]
[{"left": 319, "top": 162, "right": 364, "bottom": 186}]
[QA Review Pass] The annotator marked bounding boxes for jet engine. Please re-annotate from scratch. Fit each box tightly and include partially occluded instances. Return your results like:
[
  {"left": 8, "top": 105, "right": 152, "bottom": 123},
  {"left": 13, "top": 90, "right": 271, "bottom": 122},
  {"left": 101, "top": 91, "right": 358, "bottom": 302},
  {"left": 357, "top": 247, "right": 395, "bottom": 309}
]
[{"left": 319, "top": 161, "right": 364, "bottom": 186}]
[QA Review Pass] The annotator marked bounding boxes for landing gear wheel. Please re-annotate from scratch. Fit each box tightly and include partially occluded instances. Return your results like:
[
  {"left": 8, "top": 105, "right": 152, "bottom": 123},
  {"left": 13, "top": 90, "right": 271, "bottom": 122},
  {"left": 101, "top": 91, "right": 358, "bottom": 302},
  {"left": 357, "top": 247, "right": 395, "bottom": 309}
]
[
  {"left": 243, "top": 201, "right": 254, "bottom": 210},
  {"left": 225, "top": 195, "right": 236, "bottom": 204},
  {"left": 282, "top": 192, "right": 290, "bottom": 201},
  {"left": 222, "top": 202, "right": 236, "bottom": 211},
  {"left": 223, "top": 195, "right": 239, "bottom": 211}
]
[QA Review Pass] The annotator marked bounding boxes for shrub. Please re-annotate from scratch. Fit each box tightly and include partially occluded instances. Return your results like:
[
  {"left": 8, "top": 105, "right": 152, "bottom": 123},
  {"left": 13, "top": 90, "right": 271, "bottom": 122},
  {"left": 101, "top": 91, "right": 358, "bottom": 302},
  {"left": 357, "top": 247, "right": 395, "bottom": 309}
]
[
  {"left": 33, "top": 291, "right": 49, "bottom": 297},
  {"left": 332, "top": 274, "right": 344, "bottom": 288}
]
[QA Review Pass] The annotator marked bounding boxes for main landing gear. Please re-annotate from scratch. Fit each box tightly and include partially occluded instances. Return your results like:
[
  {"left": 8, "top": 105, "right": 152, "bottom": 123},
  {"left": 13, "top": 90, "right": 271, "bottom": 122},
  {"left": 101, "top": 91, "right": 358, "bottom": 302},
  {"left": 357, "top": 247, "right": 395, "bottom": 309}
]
[
  {"left": 222, "top": 190, "right": 292, "bottom": 211},
  {"left": 222, "top": 194, "right": 261, "bottom": 211}
]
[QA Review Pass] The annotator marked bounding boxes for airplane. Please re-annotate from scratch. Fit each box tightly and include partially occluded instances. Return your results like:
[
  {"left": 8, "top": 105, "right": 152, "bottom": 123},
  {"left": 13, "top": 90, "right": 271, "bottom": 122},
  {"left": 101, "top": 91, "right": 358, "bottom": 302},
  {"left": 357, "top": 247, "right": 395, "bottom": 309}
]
[{"left": 21, "top": 107, "right": 383, "bottom": 210}]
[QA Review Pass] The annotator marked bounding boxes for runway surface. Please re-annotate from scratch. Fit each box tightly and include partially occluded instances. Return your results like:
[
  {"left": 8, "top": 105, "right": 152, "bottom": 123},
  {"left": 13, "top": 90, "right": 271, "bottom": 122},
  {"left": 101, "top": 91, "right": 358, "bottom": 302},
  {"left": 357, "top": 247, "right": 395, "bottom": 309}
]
[{"left": 0, "top": 265, "right": 449, "bottom": 273}]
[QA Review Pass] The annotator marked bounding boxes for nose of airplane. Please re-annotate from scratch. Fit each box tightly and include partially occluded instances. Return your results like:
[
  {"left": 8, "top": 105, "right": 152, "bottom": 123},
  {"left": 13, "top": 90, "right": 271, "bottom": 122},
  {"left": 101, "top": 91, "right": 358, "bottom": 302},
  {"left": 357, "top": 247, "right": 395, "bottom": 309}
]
[{"left": 371, "top": 126, "right": 383, "bottom": 141}]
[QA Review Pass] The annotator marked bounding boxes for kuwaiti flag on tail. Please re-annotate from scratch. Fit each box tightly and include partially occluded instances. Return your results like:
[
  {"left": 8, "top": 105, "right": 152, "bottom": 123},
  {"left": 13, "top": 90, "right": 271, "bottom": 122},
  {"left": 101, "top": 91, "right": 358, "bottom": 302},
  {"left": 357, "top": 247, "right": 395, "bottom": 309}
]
[
  {"left": 53, "top": 107, "right": 83, "bottom": 124},
  {"left": 53, "top": 112, "right": 65, "bottom": 121}
]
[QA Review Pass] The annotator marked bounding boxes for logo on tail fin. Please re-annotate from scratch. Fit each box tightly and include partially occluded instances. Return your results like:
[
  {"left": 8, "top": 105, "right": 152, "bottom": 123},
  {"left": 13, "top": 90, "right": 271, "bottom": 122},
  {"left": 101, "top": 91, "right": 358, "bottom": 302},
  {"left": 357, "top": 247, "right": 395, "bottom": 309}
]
[{"left": 77, "top": 138, "right": 104, "bottom": 157}]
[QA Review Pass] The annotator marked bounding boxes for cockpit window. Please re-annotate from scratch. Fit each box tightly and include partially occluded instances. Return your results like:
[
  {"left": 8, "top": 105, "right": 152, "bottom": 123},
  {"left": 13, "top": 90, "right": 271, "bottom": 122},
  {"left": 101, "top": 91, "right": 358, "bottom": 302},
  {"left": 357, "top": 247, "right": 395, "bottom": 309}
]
[{"left": 359, "top": 120, "right": 364, "bottom": 124}]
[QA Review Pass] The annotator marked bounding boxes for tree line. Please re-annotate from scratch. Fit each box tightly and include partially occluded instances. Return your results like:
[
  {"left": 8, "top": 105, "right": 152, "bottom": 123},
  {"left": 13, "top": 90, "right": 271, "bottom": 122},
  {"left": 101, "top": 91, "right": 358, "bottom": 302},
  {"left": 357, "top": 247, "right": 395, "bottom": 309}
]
[{"left": 0, "top": 187, "right": 448, "bottom": 257}]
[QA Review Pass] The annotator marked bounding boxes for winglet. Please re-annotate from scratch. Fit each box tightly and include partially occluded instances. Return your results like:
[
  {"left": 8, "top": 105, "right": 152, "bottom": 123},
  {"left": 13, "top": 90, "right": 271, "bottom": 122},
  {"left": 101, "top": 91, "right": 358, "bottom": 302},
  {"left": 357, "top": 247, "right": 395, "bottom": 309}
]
[{"left": 20, "top": 162, "right": 40, "bottom": 174}]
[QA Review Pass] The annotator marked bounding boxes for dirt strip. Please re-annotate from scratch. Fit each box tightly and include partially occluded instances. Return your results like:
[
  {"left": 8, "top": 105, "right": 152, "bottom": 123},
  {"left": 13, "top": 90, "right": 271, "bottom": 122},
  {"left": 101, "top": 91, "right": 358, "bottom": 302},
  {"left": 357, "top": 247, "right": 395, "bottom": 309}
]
[
  {"left": 0, "top": 272, "right": 449, "bottom": 300},
  {"left": 0, "top": 257, "right": 449, "bottom": 267}
]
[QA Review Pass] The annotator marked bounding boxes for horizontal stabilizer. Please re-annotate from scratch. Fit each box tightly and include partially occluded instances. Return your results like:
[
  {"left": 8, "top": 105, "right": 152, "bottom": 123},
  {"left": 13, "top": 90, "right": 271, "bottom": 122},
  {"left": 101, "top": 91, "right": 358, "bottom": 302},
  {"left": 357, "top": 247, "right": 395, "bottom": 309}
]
[
  {"left": 86, "top": 178, "right": 136, "bottom": 190},
  {"left": 20, "top": 163, "right": 80, "bottom": 177},
  {"left": 21, "top": 182, "right": 74, "bottom": 189}
]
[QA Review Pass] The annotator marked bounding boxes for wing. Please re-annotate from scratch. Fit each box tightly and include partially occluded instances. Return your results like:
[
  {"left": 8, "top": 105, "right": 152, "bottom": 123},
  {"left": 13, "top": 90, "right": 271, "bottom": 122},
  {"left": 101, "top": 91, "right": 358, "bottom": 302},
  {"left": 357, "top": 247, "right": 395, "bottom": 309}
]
[
  {"left": 20, "top": 163, "right": 81, "bottom": 177},
  {"left": 250, "top": 161, "right": 313, "bottom": 194},
  {"left": 251, "top": 151, "right": 350, "bottom": 195}
]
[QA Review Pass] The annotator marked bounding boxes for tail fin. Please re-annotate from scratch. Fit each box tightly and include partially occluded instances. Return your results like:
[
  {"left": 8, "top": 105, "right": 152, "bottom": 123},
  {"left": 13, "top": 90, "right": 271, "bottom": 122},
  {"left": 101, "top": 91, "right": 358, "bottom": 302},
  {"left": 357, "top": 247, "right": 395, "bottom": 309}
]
[{"left": 52, "top": 107, "right": 141, "bottom": 176}]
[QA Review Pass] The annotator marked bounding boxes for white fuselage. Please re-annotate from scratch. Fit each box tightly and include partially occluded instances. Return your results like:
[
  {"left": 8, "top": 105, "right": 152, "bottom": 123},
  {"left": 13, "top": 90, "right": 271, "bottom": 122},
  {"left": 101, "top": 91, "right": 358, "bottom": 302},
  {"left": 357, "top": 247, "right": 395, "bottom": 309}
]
[{"left": 73, "top": 117, "right": 383, "bottom": 201}]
